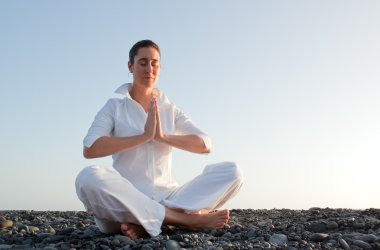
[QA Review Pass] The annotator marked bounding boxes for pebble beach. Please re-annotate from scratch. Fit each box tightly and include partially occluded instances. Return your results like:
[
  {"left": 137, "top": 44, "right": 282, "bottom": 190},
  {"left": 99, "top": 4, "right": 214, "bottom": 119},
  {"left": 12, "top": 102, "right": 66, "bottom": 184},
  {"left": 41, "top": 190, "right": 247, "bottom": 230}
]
[{"left": 1, "top": 208, "right": 380, "bottom": 249}]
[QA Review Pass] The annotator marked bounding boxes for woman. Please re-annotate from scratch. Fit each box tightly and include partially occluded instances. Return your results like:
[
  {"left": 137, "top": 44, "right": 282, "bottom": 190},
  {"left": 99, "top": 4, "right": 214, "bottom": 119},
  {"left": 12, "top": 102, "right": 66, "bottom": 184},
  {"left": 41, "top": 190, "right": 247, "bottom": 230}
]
[{"left": 75, "top": 40, "right": 243, "bottom": 239}]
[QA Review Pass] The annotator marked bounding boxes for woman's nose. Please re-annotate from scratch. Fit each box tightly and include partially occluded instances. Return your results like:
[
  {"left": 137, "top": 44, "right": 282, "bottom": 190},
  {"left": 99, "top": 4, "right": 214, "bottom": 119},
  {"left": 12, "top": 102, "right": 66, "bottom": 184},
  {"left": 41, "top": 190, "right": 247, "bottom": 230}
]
[{"left": 146, "top": 64, "right": 153, "bottom": 73}]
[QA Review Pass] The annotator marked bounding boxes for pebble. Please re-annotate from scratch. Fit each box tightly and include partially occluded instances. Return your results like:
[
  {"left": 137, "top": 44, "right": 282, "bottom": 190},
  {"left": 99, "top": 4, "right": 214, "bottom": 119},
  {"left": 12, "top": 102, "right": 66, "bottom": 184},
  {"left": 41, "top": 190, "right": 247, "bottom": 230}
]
[
  {"left": 353, "top": 239, "right": 372, "bottom": 249},
  {"left": 308, "top": 222, "right": 327, "bottom": 233},
  {"left": 0, "top": 220, "right": 13, "bottom": 229},
  {"left": 0, "top": 209, "right": 379, "bottom": 249},
  {"left": 269, "top": 233, "right": 288, "bottom": 245},
  {"left": 353, "top": 222, "right": 365, "bottom": 229},
  {"left": 310, "top": 233, "right": 329, "bottom": 242},
  {"left": 28, "top": 226, "right": 40, "bottom": 234},
  {"left": 338, "top": 238, "right": 350, "bottom": 249},
  {"left": 165, "top": 240, "right": 181, "bottom": 250},
  {"left": 327, "top": 221, "right": 339, "bottom": 230},
  {"left": 357, "top": 234, "right": 377, "bottom": 243}
]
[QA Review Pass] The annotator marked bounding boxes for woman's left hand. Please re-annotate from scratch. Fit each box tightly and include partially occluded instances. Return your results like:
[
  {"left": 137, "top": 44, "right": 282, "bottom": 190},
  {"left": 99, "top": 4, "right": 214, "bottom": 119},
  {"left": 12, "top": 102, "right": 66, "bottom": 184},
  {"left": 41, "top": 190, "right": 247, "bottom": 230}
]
[{"left": 154, "top": 98, "right": 166, "bottom": 142}]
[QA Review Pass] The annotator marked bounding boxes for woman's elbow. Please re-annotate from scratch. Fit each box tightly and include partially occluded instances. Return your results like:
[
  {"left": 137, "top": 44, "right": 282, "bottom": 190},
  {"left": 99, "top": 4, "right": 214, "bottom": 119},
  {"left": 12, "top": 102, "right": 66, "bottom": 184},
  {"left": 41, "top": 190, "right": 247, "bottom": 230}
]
[
  {"left": 83, "top": 147, "right": 95, "bottom": 159},
  {"left": 202, "top": 146, "right": 212, "bottom": 154}
]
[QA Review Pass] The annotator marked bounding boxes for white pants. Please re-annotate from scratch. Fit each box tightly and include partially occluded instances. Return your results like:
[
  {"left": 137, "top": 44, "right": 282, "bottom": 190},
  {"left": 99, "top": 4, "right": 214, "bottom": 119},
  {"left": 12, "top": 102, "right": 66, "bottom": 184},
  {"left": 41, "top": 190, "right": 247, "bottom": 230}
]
[{"left": 75, "top": 161, "right": 243, "bottom": 236}]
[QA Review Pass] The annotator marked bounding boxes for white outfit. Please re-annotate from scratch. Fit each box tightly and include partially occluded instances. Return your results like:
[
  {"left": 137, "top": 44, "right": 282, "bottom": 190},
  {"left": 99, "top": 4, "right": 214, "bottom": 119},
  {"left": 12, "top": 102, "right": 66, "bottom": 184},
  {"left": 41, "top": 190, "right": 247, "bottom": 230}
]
[{"left": 76, "top": 83, "right": 243, "bottom": 236}]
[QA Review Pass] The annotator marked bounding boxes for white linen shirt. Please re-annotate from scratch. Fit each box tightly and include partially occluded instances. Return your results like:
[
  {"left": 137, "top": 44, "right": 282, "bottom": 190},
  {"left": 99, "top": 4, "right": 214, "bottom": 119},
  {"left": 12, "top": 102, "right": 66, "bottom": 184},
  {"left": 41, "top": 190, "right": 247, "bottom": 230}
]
[{"left": 83, "top": 83, "right": 212, "bottom": 202}]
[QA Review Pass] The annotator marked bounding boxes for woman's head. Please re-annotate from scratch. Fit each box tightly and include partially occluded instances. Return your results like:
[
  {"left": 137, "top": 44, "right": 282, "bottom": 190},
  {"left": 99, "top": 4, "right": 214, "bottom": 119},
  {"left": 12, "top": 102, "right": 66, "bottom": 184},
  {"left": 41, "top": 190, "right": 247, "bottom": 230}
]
[
  {"left": 128, "top": 40, "right": 161, "bottom": 87},
  {"left": 129, "top": 40, "right": 161, "bottom": 65}
]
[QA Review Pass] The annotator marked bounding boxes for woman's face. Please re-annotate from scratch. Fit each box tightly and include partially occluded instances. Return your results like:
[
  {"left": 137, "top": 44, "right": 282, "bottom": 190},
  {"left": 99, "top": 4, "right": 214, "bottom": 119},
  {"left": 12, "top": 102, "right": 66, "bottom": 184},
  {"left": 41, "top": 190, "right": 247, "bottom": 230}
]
[{"left": 129, "top": 46, "right": 161, "bottom": 87}]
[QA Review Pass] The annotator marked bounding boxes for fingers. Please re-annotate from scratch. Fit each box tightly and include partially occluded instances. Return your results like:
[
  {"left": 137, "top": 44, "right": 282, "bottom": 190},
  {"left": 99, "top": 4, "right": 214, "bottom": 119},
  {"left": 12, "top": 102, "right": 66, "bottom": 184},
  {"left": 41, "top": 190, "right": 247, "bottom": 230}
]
[{"left": 144, "top": 97, "right": 157, "bottom": 140}]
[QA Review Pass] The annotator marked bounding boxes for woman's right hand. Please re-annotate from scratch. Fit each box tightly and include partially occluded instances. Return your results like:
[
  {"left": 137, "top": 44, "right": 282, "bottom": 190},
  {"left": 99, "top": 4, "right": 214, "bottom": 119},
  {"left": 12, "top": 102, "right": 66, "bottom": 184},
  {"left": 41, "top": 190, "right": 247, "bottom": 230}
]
[{"left": 143, "top": 98, "right": 157, "bottom": 141}]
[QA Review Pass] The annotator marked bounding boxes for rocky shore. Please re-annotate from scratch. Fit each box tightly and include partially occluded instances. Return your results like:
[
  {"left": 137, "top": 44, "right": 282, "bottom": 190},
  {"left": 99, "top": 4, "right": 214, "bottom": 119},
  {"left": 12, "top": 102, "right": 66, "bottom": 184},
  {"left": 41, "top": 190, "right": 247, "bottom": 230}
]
[{"left": 1, "top": 208, "right": 380, "bottom": 249}]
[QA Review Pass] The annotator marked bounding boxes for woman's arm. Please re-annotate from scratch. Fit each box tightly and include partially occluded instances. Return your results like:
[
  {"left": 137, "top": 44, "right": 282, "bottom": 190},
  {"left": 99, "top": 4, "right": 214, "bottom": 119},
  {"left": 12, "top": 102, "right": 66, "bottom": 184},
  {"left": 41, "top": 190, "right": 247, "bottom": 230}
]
[
  {"left": 154, "top": 98, "right": 210, "bottom": 154},
  {"left": 83, "top": 134, "right": 150, "bottom": 158},
  {"left": 156, "top": 134, "right": 210, "bottom": 154},
  {"left": 84, "top": 99, "right": 157, "bottom": 158}
]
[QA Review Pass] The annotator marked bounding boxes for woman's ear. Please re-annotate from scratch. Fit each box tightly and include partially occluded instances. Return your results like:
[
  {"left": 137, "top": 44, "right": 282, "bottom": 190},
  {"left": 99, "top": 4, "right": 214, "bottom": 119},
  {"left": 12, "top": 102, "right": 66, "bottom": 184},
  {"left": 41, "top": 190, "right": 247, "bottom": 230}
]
[{"left": 128, "top": 61, "right": 133, "bottom": 73}]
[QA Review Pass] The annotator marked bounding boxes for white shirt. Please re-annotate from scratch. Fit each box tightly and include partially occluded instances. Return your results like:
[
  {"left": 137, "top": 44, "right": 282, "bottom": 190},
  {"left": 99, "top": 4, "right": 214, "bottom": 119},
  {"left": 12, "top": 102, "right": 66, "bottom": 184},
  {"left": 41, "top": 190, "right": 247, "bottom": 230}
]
[{"left": 83, "top": 83, "right": 212, "bottom": 201}]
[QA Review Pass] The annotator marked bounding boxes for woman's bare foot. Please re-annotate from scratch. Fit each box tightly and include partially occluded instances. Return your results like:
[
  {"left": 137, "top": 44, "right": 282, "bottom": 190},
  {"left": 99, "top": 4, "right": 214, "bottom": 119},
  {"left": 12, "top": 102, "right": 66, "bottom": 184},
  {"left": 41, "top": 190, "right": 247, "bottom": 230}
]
[
  {"left": 120, "top": 223, "right": 147, "bottom": 240},
  {"left": 164, "top": 208, "right": 229, "bottom": 231}
]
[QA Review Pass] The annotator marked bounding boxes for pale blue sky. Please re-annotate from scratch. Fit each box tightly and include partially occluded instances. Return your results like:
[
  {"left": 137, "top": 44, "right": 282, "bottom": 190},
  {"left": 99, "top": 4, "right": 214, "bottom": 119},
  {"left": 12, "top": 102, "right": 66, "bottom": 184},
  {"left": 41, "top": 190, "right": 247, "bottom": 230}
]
[{"left": 1, "top": 1, "right": 379, "bottom": 210}]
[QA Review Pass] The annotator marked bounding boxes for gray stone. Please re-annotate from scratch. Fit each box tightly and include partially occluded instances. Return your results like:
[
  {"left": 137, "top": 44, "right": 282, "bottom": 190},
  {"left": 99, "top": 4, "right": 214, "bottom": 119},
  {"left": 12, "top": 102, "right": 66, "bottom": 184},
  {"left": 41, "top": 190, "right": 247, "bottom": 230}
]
[
  {"left": 308, "top": 222, "right": 327, "bottom": 233},
  {"left": 0, "top": 245, "right": 11, "bottom": 250},
  {"left": 222, "top": 232, "right": 232, "bottom": 238},
  {"left": 83, "top": 228, "right": 97, "bottom": 238},
  {"left": 111, "top": 239, "right": 120, "bottom": 246},
  {"left": 262, "top": 242, "right": 271, "bottom": 248},
  {"left": 353, "top": 240, "right": 371, "bottom": 249},
  {"left": 165, "top": 240, "right": 181, "bottom": 250},
  {"left": 373, "top": 243, "right": 380, "bottom": 250},
  {"left": 310, "top": 233, "right": 329, "bottom": 242},
  {"left": 247, "top": 229, "right": 257, "bottom": 238},
  {"left": 338, "top": 238, "right": 350, "bottom": 249},
  {"left": 114, "top": 235, "right": 135, "bottom": 245},
  {"left": 37, "top": 233, "right": 52, "bottom": 239},
  {"left": 327, "top": 221, "right": 339, "bottom": 230},
  {"left": 269, "top": 234, "right": 288, "bottom": 245},
  {"left": 257, "top": 219, "right": 272, "bottom": 227},
  {"left": 353, "top": 222, "right": 365, "bottom": 229},
  {"left": 357, "top": 234, "right": 377, "bottom": 243}
]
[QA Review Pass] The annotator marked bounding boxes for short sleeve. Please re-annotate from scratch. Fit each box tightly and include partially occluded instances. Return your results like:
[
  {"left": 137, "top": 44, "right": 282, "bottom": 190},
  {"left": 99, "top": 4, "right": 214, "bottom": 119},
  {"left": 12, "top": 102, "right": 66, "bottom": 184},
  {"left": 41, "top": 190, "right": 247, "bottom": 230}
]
[
  {"left": 83, "top": 99, "right": 116, "bottom": 148},
  {"left": 174, "top": 107, "right": 212, "bottom": 152}
]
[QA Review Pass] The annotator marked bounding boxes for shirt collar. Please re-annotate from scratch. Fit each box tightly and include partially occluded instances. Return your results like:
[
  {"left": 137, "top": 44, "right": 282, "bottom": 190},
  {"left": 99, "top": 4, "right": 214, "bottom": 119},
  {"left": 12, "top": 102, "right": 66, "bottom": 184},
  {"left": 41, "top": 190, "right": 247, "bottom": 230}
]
[
  {"left": 114, "top": 82, "right": 133, "bottom": 98},
  {"left": 114, "top": 83, "right": 167, "bottom": 103}
]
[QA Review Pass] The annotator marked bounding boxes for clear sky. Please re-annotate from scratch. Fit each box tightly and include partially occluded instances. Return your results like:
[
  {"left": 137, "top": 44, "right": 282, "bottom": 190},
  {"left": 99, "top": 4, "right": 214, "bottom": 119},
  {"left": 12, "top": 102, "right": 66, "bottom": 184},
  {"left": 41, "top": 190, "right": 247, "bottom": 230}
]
[{"left": 1, "top": 1, "right": 379, "bottom": 211}]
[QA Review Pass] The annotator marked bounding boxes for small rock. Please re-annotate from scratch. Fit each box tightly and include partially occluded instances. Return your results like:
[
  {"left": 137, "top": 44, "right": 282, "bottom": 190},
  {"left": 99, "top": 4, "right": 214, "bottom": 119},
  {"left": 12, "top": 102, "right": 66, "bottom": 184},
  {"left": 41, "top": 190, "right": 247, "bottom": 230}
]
[
  {"left": 353, "top": 240, "right": 371, "bottom": 249},
  {"left": 258, "top": 219, "right": 272, "bottom": 227},
  {"left": 83, "top": 228, "right": 97, "bottom": 238},
  {"left": 310, "top": 233, "right": 329, "bottom": 242},
  {"left": 269, "top": 233, "right": 288, "bottom": 245},
  {"left": 0, "top": 220, "right": 13, "bottom": 229},
  {"left": 338, "top": 238, "right": 350, "bottom": 249},
  {"left": 37, "top": 233, "right": 52, "bottom": 239},
  {"left": 114, "top": 235, "right": 135, "bottom": 245},
  {"left": 111, "top": 239, "right": 120, "bottom": 246},
  {"left": 247, "top": 229, "right": 257, "bottom": 238},
  {"left": 357, "top": 234, "right": 377, "bottom": 243},
  {"left": 353, "top": 222, "right": 365, "bottom": 229},
  {"left": 373, "top": 243, "right": 380, "bottom": 250},
  {"left": 262, "top": 242, "right": 271, "bottom": 248},
  {"left": 28, "top": 226, "right": 40, "bottom": 233},
  {"left": 326, "top": 221, "right": 339, "bottom": 230},
  {"left": 165, "top": 240, "right": 180, "bottom": 250},
  {"left": 222, "top": 232, "right": 232, "bottom": 238},
  {"left": 57, "top": 227, "right": 75, "bottom": 235},
  {"left": 47, "top": 226, "right": 56, "bottom": 235},
  {"left": 308, "top": 222, "right": 327, "bottom": 233}
]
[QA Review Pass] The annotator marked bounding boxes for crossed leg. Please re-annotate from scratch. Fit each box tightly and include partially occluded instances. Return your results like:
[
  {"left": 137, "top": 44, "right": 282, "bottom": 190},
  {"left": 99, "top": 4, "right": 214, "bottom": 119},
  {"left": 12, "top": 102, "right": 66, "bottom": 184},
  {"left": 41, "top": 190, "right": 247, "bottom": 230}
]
[{"left": 121, "top": 207, "right": 229, "bottom": 240}]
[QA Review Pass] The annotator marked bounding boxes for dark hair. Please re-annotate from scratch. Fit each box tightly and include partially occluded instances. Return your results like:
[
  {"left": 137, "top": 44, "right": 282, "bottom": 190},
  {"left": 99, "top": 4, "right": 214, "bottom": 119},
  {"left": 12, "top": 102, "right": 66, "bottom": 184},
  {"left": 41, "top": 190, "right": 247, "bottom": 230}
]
[{"left": 129, "top": 40, "right": 161, "bottom": 64}]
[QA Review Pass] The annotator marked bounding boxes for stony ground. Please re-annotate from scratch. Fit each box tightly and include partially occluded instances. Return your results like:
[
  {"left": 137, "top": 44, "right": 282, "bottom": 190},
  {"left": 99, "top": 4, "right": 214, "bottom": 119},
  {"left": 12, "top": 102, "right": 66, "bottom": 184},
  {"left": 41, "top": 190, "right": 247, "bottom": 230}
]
[{"left": 1, "top": 208, "right": 380, "bottom": 249}]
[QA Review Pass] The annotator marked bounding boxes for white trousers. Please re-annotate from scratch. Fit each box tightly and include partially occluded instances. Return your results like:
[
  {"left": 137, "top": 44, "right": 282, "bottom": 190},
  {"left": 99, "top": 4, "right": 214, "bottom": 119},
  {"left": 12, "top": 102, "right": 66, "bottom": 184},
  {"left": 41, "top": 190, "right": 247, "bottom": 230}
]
[{"left": 75, "top": 161, "right": 243, "bottom": 237}]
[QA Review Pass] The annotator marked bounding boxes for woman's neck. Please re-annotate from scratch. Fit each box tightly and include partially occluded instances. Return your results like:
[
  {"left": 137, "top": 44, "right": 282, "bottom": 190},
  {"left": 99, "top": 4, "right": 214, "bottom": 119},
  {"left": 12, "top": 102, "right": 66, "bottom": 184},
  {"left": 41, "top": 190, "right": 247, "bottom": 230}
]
[{"left": 129, "top": 83, "right": 153, "bottom": 112}]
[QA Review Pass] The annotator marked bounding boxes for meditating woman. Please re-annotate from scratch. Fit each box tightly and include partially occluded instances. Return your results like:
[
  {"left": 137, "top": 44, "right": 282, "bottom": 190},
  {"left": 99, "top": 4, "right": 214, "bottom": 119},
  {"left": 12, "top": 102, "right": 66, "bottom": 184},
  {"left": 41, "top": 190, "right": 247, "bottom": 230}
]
[{"left": 75, "top": 40, "right": 243, "bottom": 239}]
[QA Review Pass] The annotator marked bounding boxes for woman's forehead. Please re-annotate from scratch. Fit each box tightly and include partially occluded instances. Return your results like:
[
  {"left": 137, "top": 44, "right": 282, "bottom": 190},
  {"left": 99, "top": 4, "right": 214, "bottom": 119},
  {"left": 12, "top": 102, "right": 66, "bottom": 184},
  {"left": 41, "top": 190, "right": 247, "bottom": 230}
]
[{"left": 135, "top": 47, "right": 160, "bottom": 60}]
